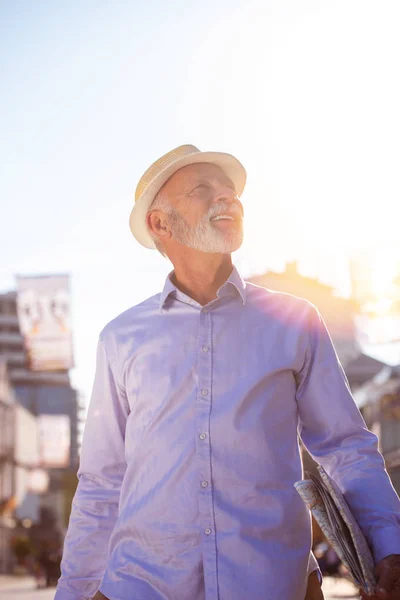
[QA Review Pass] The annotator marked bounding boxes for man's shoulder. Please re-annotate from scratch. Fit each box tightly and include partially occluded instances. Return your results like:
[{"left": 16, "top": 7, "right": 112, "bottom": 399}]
[
  {"left": 244, "top": 283, "right": 321, "bottom": 342},
  {"left": 99, "top": 292, "right": 161, "bottom": 343},
  {"left": 245, "top": 281, "right": 317, "bottom": 317}
]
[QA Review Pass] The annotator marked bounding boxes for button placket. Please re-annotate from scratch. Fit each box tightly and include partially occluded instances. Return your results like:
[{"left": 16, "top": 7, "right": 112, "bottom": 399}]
[
  {"left": 197, "top": 309, "right": 212, "bottom": 460},
  {"left": 196, "top": 308, "right": 218, "bottom": 595}
]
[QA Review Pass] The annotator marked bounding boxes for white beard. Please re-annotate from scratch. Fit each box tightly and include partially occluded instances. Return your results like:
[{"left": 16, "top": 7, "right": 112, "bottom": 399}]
[{"left": 167, "top": 204, "right": 243, "bottom": 254}]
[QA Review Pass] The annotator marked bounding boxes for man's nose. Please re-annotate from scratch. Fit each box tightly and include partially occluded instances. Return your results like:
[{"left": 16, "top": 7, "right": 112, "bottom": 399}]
[
  {"left": 213, "top": 186, "right": 236, "bottom": 204},
  {"left": 214, "top": 188, "right": 244, "bottom": 214}
]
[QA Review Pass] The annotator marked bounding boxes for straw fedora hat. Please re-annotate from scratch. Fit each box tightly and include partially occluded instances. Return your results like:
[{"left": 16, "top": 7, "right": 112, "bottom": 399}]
[{"left": 129, "top": 144, "right": 247, "bottom": 249}]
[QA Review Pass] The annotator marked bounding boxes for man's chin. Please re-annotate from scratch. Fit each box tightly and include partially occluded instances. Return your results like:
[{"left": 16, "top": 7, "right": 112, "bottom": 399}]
[
  {"left": 175, "top": 229, "right": 243, "bottom": 254},
  {"left": 201, "top": 238, "right": 243, "bottom": 255}
]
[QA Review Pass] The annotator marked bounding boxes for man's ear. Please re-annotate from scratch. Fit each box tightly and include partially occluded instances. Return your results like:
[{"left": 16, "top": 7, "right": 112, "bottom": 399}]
[{"left": 147, "top": 211, "right": 171, "bottom": 242}]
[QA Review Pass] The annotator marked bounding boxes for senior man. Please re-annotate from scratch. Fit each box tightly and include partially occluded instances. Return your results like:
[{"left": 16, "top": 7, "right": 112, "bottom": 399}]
[{"left": 55, "top": 145, "right": 400, "bottom": 600}]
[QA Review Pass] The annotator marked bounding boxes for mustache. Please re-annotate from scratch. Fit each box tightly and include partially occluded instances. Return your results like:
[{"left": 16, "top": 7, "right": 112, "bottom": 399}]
[{"left": 208, "top": 201, "right": 244, "bottom": 219}]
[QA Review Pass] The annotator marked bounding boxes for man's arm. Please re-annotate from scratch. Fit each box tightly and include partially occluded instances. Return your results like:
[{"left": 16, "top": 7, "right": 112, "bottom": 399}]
[
  {"left": 305, "top": 571, "right": 324, "bottom": 600},
  {"left": 305, "top": 553, "right": 324, "bottom": 599},
  {"left": 55, "top": 336, "right": 129, "bottom": 600},
  {"left": 295, "top": 305, "right": 400, "bottom": 566}
]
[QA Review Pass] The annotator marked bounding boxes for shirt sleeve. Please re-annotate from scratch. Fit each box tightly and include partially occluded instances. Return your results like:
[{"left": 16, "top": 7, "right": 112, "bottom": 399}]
[
  {"left": 296, "top": 305, "right": 400, "bottom": 564},
  {"left": 307, "top": 551, "right": 322, "bottom": 583},
  {"left": 54, "top": 337, "right": 129, "bottom": 600}
]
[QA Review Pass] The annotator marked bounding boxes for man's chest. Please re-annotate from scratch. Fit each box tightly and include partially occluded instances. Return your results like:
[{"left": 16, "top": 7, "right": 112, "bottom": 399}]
[{"left": 118, "top": 314, "right": 303, "bottom": 455}]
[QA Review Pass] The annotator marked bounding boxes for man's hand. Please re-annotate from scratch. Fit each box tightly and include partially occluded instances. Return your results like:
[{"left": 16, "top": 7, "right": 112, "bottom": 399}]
[
  {"left": 360, "top": 554, "right": 400, "bottom": 599},
  {"left": 305, "top": 570, "right": 324, "bottom": 600}
]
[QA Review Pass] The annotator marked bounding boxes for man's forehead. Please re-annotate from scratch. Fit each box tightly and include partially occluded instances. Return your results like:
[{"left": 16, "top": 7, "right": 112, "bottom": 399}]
[{"left": 170, "top": 162, "right": 234, "bottom": 187}]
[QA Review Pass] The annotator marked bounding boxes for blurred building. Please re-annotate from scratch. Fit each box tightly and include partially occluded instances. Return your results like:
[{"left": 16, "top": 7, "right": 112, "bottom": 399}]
[
  {"left": 0, "top": 291, "right": 78, "bottom": 466},
  {"left": 349, "top": 251, "right": 378, "bottom": 306},
  {"left": 345, "top": 353, "right": 388, "bottom": 391},
  {"left": 353, "top": 365, "right": 400, "bottom": 494},
  {"left": 15, "top": 385, "right": 78, "bottom": 470},
  {"left": 0, "top": 359, "right": 15, "bottom": 573},
  {"left": 350, "top": 250, "right": 400, "bottom": 345},
  {"left": 13, "top": 403, "right": 41, "bottom": 522},
  {"left": 350, "top": 248, "right": 400, "bottom": 309},
  {"left": 0, "top": 284, "right": 79, "bottom": 570}
]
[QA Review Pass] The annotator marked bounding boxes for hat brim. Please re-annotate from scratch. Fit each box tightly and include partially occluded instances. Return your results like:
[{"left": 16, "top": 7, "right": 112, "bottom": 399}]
[{"left": 129, "top": 151, "right": 247, "bottom": 249}]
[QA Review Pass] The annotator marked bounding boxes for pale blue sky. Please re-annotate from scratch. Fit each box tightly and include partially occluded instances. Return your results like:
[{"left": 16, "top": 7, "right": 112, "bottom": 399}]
[{"left": 2, "top": 1, "right": 400, "bottom": 406}]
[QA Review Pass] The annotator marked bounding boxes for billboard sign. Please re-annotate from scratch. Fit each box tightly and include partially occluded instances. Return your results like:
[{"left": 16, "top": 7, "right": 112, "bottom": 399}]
[
  {"left": 16, "top": 274, "right": 73, "bottom": 371},
  {"left": 38, "top": 414, "right": 70, "bottom": 468}
]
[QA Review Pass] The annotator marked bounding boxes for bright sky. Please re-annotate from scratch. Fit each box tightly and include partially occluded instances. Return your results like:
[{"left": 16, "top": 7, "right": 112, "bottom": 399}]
[{"left": 1, "top": 1, "right": 400, "bottom": 406}]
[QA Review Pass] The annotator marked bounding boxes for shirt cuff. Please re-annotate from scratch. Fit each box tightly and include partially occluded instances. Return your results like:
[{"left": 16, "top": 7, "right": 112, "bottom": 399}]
[
  {"left": 54, "top": 586, "right": 92, "bottom": 600},
  {"left": 308, "top": 551, "right": 323, "bottom": 584}
]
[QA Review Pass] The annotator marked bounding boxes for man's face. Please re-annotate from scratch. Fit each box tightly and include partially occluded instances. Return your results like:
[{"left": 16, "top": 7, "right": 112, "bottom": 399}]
[{"left": 161, "top": 162, "right": 244, "bottom": 254}]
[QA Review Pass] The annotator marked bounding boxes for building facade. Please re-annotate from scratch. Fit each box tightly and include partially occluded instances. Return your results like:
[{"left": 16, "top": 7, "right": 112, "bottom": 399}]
[
  {"left": 353, "top": 366, "right": 400, "bottom": 494},
  {"left": 0, "top": 289, "right": 79, "bottom": 570},
  {"left": 0, "top": 359, "right": 15, "bottom": 573}
]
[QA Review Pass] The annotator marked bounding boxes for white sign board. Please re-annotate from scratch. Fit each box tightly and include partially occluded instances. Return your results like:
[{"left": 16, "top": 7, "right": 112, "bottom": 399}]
[
  {"left": 38, "top": 414, "right": 70, "bottom": 468},
  {"left": 16, "top": 274, "right": 73, "bottom": 371}
]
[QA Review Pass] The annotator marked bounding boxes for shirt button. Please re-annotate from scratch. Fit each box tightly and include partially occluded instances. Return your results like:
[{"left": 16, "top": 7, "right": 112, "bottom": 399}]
[
  {"left": 199, "top": 433, "right": 207, "bottom": 440},
  {"left": 204, "top": 528, "right": 212, "bottom": 535},
  {"left": 202, "top": 345, "right": 210, "bottom": 352},
  {"left": 201, "top": 481, "right": 209, "bottom": 488},
  {"left": 201, "top": 389, "right": 209, "bottom": 397}
]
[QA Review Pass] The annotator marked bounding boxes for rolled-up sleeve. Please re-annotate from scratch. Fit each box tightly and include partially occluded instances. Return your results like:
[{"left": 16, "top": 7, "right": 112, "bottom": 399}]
[
  {"left": 308, "top": 551, "right": 322, "bottom": 582},
  {"left": 296, "top": 305, "right": 400, "bottom": 564},
  {"left": 55, "top": 336, "right": 129, "bottom": 600}
]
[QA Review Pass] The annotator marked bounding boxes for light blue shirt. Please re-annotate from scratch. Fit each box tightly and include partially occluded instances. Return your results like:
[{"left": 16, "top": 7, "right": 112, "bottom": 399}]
[{"left": 55, "top": 267, "right": 400, "bottom": 600}]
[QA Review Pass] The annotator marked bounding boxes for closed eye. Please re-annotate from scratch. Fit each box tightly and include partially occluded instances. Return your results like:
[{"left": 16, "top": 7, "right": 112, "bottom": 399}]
[{"left": 187, "top": 184, "right": 211, "bottom": 196}]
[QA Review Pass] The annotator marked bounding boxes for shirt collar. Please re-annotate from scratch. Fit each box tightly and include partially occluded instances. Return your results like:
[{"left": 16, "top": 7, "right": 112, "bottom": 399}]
[
  {"left": 159, "top": 273, "right": 178, "bottom": 312},
  {"left": 159, "top": 266, "right": 247, "bottom": 313}
]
